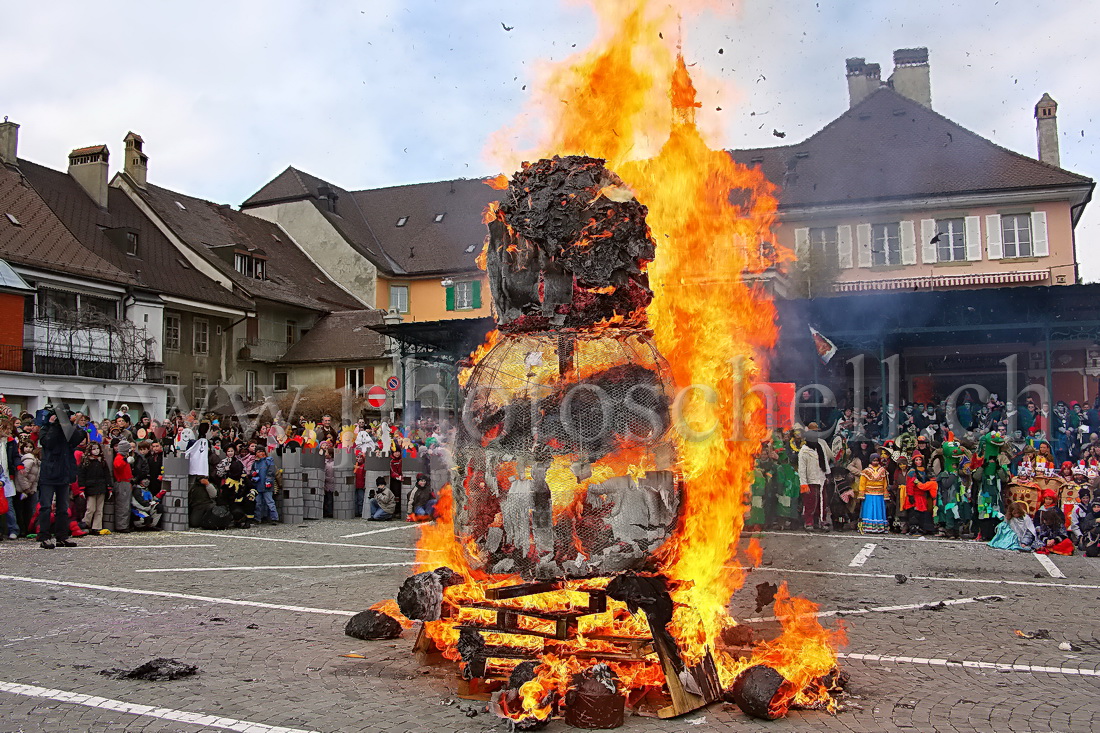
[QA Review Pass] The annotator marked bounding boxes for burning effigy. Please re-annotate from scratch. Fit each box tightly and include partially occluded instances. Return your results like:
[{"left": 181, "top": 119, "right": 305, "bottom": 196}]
[{"left": 374, "top": 1, "right": 846, "bottom": 728}]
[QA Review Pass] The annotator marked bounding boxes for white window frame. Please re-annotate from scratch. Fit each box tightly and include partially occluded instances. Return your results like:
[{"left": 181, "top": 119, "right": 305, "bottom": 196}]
[
  {"left": 454, "top": 281, "right": 474, "bottom": 310},
  {"left": 163, "top": 372, "right": 180, "bottom": 410},
  {"left": 1001, "top": 214, "right": 1033, "bottom": 258},
  {"left": 935, "top": 218, "right": 967, "bottom": 262},
  {"left": 346, "top": 367, "right": 366, "bottom": 394},
  {"left": 245, "top": 370, "right": 257, "bottom": 401},
  {"left": 164, "top": 313, "right": 181, "bottom": 352},
  {"left": 389, "top": 284, "right": 409, "bottom": 314},
  {"left": 192, "top": 373, "right": 208, "bottom": 406},
  {"left": 193, "top": 318, "right": 209, "bottom": 355},
  {"left": 870, "top": 222, "right": 902, "bottom": 266}
]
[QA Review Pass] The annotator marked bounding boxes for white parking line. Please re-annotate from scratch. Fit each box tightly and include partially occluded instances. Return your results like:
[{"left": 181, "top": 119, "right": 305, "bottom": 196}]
[
  {"left": 742, "top": 594, "right": 1003, "bottom": 623},
  {"left": 848, "top": 543, "right": 877, "bottom": 567},
  {"left": 0, "top": 573, "right": 355, "bottom": 616},
  {"left": 1033, "top": 552, "right": 1066, "bottom": 578},
  {"left": 839, "top": 653, "right": 1100, "bottom": 677},
  {"left": 211, "top": 533, "right": 430, "bottom": 552},
  {"left": 0, "top": 679, "right": 322, "bottom": 733},
  {"left": 136, "top": 561, "right": 416, "bottom": 573},
  {"left": 341, "top": 522, "right": 429, "bottom": 538},
  {"left": 0, "top": 544, "right": 216, "bottom": 550},
  {"left": 733, "top": 566, "right": 1100, "bottom": 590}
]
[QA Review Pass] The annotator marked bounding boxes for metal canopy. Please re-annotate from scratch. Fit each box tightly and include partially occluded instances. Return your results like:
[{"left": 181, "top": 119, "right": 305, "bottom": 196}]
[
  {"left": 370, "top": 316, "right": 496, "bottom": 364},
  {"left": 778, "top": 284, "right": 1100, "bottom": 352}
]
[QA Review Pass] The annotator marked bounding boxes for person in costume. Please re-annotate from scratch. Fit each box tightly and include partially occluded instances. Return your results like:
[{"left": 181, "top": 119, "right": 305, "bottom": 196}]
[
  {"left": 797, "top": 423, "right": 832, "bottom": 531},
  {"left": 1068, "top": 487, "right": 1091, "bottom": 544},
  {"left": 934, "top": 436, "right": 971, "bottom": 539},
  {"left": 747, "top": 439, "right": 775, "bottom": 529},
  {"left": 857, "top": 453, "right": 889, "bottom": 534},
  {"left": 829, "top": 435, "right": 855, "bottom": 530},
  {"left": 904, "top": 452, "right": 936, "bottom": 535},
  {"left": 888, "top": 453, "right": 909, "bottom": 533},
  {"left": 974, "top": 431, "right": 1009, "bottom": 541},
  {"left": 774, "top": 433, "right": 802, "bottom": 529},
  {"left": 1034, "top": 489, "right": 1073, "bottom": 554}
]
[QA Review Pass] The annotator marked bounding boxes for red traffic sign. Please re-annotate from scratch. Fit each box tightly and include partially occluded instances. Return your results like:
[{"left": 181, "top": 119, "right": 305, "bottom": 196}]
[
  {"left": 386, "top": 376, "right": 400, "bottom": 391},
  {"left": 366, "top": 385, "right": 387, "bottom": 408}
]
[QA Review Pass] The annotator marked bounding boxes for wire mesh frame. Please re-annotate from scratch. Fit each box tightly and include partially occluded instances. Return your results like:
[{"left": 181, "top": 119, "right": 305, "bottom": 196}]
[{"left": 453, "top": 328, "right": 683, "bottom": 579}]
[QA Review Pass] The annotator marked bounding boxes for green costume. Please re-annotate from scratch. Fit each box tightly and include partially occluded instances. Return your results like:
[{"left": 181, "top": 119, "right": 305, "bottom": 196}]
[
  {"left": 935, "top": 439, "right": 971, "bottom": 534},
  {"left": 976, "top": 432, "right": 1008, "bottom": 522}
]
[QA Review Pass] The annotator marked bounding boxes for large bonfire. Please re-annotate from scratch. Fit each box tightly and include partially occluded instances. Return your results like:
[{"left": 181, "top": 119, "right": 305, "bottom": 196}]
[{"left": 399, "top": 0, "right": 845, "bottom": 726}]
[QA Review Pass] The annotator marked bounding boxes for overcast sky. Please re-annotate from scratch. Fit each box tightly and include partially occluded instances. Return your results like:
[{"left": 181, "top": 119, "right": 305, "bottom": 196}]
[{"left": 5, "top": 1, "right": 1099, "bottom": 278}]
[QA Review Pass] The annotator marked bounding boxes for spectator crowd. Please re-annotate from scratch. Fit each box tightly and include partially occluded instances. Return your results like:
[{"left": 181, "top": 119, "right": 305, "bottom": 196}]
[
  {"left": 0, "top": 404, "right": 450, "bottom": 549},
  {"left": 750, "top": 392, "right": 1100, "bottom": 557}
]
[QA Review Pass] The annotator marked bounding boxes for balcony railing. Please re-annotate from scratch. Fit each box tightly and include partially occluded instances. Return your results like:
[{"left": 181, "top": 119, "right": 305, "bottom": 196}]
[
  {"left": 0, "top": 344, "right": 157, "bottom": 382},
  {"left": 236, "top": 338, "right": 290, "bottom": 363}
]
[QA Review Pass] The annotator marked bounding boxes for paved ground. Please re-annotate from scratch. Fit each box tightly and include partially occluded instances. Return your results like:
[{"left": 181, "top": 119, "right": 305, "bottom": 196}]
[{"left": 1, "top": 520, "right": 1099, "bottom": 732}]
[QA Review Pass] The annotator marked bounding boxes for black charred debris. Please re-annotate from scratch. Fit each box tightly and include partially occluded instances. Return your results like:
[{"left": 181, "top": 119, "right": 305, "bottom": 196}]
[
  {"left": 344, "top": 609, "right": 403, "bottom": 641},
  {"left": 99, "top": 658, "right": 198, "bottom": 681},
  {"left": 487, "top": 155, "right": 656, "bottom": 331}
]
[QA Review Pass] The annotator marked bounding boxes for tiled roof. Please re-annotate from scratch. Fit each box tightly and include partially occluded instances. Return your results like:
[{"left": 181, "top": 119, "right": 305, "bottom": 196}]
[
  {"left": 70, "top": 145, "right": 107, "bottom": 156},
  {"left": 279, "top": 308, "right": 388, "bottom": 363},
  {"left": 136, "top": 182, "right": 364, "bottom": 312},
  {"left": 351, "top": 178, "right": 496, "bottom": 275},
  {"left": 0, "top": 163, "right": 137, "bottom": 284},
  {"left": 243, "top": 168, "right": 495, "bottom": 277},
  {"left": 16, "top": 159, "right": 251, "bottom": 310},
  {"left": 728, "top": 87, "right": 1093, "bottom": 209}
]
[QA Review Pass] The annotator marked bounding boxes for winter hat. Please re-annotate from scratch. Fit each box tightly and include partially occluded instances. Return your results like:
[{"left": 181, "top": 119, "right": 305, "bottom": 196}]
[{"left": 116, "top": 440, "right": 131, "bottom": 456}]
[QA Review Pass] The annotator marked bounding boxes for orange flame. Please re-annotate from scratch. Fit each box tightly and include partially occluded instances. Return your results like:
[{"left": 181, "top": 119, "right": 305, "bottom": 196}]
[
  {"left": 369, "top": 598, "right": 415, "bottom": 630},
  {"left": 417, "top": 0, "right": 841, "bottom": 720}
]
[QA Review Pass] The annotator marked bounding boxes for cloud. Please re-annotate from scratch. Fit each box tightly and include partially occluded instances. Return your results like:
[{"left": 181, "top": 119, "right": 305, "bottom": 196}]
[{"left": 4, "top": 0, "right": 1096, "bottom": 277}]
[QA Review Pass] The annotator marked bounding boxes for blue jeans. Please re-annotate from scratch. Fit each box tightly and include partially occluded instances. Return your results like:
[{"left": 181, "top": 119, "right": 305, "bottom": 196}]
[
  {"left": 369, "top": 499, "right": 391, "bottom": 520},
  {"left": 355, "top": 488, "right": 365, "bottom": 517},
  {"left": 3, "top": 494, "right": 16, "bottom": 536},
  {"left": 36, "top": 483, "right": 71, "bottom": 541},
  {"left": 255, "top": 490, "right": 279, "bottom": 522},
  {"left": 413, "top": 499, "right": 437, "bottom": 517}
]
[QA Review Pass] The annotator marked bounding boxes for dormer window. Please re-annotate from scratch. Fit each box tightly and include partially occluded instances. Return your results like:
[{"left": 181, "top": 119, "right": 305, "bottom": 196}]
[
  {"left": 125, "top": 231, "right": 139, "bottom": 256},
  {"left": 234, "top": 251, "right": 267, "bottom": 280}
]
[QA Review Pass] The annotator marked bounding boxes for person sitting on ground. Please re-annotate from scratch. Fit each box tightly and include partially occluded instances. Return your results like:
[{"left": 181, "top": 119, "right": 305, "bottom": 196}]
[
  {"left": 989, "top": 500, "right": 1041, "bottom": 551},
  {"left": 187, "top": 477, "right": 232, "bottom": 530},
  {"left": 368, "top": 476, "right": 397, "bottom": 521},
  {"left": 408, "top": 473, "right": 437, "bottom": 521},
  {"left": 1068, "top": 487, "right": 1091, "bottom": 544},
  {"left": 130, "top": 481, "right": 165, "bottom": 531},
  {"left": 1034, "top": 489, "right": 1073, "bottom": 555},
  {"left": 1076, "top": 496, "right": 1100, "bottom": 557}
]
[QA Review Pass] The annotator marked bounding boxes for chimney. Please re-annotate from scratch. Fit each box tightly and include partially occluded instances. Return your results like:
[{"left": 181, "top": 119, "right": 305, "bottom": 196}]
[
  {"left": 888, "top": 47, "right": 931, "bottom": 108},
  {"left": 845, "top": 57, "right": 881, "bottom": 108},
  {"left": 123, "top": 131, "right": 148, "bottom": 189},
  {"left": 1035, "top": 93, "right": 1060, "bottom": 167},
  {"left": 0, "top": 118, "right": 18, "bottom": 165},
  {"left": 67, "top": 145, "right": 110, "bottom": 208}
]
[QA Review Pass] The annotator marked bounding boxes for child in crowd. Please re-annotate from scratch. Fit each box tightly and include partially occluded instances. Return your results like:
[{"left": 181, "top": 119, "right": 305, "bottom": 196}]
[
  {"left": 369, "top": 476, "right": 397, "bottom": 521},
  {"left": 408, "top": 473, "right": 437, "bottom": 521},
  {"left": 78, "top": 442, "right": 111, "bottom": 535},
  {"left": 112, "top": 440, "right": 134, "bottom": 533},
  {"left": 1034, "top": 489, "right": 1074, "bottom": 555},
  {"left": 251, "top": 447, "right": 278, "bottom": 525},
  {"left": 1077, "top": 496, "right": 1100, "bottom": 557},
  {"left": 13, "top": 441, "right": 39, "bottom": 537},
  {"left": 354, "top": 452, "right": 367, "bottom": 518}
]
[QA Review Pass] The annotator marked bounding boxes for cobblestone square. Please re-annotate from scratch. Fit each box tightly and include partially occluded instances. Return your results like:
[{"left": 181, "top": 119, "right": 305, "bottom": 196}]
[{"left": 2, "top": 521, "right": 1098, "bottom": 732}]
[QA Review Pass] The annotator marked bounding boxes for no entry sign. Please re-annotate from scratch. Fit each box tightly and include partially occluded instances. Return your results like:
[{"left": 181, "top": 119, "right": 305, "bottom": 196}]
[
  {"left": 386, "top": 376, "right": 400, "bottom": 391},
  {"left": 366, "top": 385, "right": 387, "bottom": 408}
]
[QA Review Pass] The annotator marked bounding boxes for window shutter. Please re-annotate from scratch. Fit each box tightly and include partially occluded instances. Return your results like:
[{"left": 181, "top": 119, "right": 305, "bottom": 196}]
[
  {"left": 964, "top": 216, "right": 982, "bottom": 261},
  {"left": 445, "top": 285, "right": 455, "bottom": 311},
  {"left": 793, "top": 228, "right": 809, "bottom": 260},
  {"left": 837, "top": 225, "right": 853, "bottom": 268},
  {"left": 920, "top": 219, "right": 937, "bottom": 263},
  {"left": 856, "top": 224, "right": 872, "bottom": 268},
  {"left": 1031, "top": 211, "right": 1049, "bottom": 256},
  {"left": 471, "top": 280, "right": 482, "bottom": 309},
  {"left": 899, "top": 220, "right": 917, "bottom": 265},
  {"left": 335, "top": 368, "right": 346, "bottom": 390},
  {"left": 985, "top": 214, "right": 1003, "bottom": 260}
]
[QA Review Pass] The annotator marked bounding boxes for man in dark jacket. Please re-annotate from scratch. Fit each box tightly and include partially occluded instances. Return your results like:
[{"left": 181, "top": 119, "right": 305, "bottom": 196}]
[{"left": 37, "top": 410, "right": 87, "bottom": 549}]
